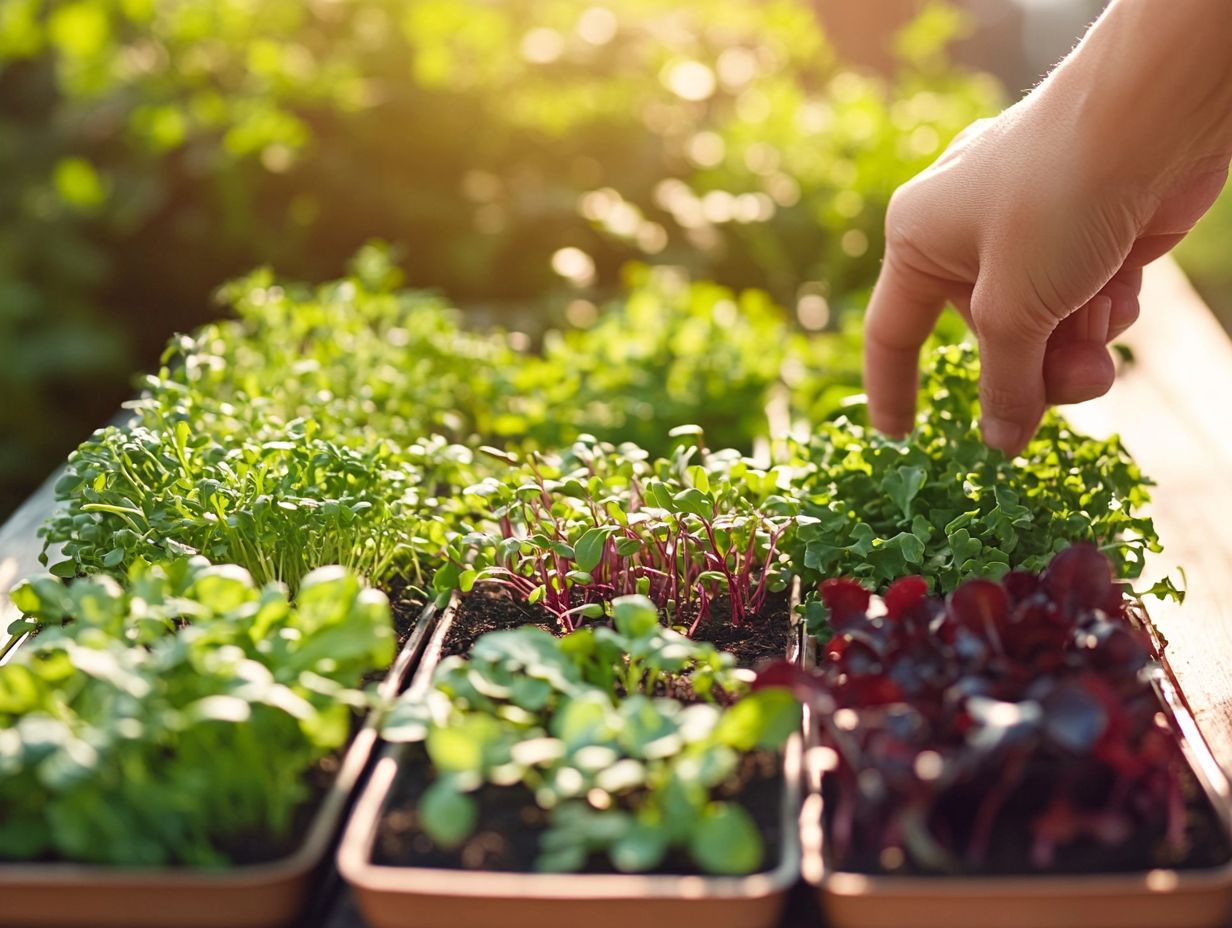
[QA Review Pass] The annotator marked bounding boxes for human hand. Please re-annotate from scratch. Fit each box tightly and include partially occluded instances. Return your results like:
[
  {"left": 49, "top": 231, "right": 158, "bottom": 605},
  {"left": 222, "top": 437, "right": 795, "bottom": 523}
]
[{"left": 863, "top": 0, "right": 1232, "bottom": 455}]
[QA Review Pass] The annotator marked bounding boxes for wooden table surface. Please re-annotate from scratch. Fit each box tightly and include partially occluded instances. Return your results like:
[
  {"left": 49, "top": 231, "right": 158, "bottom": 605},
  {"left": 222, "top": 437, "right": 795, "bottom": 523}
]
[{"left": 1065, "top": 257, "right": 1232, "bottom": 779}]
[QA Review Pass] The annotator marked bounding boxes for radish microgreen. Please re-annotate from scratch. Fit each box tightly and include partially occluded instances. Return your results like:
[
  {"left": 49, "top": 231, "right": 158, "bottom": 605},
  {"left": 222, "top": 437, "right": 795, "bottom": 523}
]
[{"left": 435, "top": 436, "right": 796, "bottom": 631}]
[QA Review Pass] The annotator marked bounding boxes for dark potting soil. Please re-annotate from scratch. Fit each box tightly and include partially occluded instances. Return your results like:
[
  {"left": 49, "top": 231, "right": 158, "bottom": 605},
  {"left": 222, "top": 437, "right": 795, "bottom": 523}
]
[
  {"left": 358, "top": 582, "right": 427, "bottom": 689},
  {"left": 825, "top": 762, "right": 1232, "bottom": 877},
  {"left": 445, "top": 584, "right": 794, "bottom": 669},
  {"left": 388, "top": 583, "right": 428, "bottom": 651},
  {"left": 374, "top": 744, "right": 784, "bottom": 875},
  {"left": 688, "top": 590, "right": 794, "bottom": 669},
  {"left": 441, "top": 584, "right": 558, "bottom": 658}
]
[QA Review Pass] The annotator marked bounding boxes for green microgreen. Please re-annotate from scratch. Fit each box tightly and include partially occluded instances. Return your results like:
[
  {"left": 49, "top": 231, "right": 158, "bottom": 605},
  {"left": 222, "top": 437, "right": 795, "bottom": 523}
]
[
  {"left": 382, "top": 595, "right": 799, "bottom": 875},
  {"left": 781, "top": 344, "right": 1162, "bottom": 599},
  {"left": 40, "top": 419, "right": 470, "bottom": 591},
  {"left": 0, "top": 559, "right": 393, "bottom": 866}
]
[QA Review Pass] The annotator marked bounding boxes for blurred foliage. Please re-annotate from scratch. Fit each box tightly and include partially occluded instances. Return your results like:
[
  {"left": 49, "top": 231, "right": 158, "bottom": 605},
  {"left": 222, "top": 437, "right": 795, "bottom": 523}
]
[
  {"left": 0, "top": 0, "right": 1000, "bottom": 517},
  {"left": 1174, "top": 177, "right": 1232, "bottom": 333}
]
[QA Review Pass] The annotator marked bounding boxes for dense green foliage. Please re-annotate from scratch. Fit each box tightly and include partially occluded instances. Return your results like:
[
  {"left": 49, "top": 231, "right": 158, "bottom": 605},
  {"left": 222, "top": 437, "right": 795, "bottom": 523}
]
[
  {"left": 783, "top": 345, "right": 1162, "bottom": 597},
  {"left": 40, "top": 420, "right": 464, "bottom": 590},
  {"left": 383, "top": 595, "right": 799, "bottom": 874},
  {"left": 0, "top": 559, "right": 392, "bottom": 866},
  {"left": 39, "top": 249, "right": 820, "bottom": 589},
  {"left": 0, "top": 0, "right": 1186, "bottom": 884},
  {"left": 0, "top": 0, "right": 999, "bottom": 517}
]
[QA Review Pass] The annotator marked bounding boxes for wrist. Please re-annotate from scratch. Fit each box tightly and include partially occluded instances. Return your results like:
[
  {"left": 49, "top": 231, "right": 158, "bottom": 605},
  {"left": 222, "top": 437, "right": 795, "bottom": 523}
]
[{"left": 1046, "top": 0, "right": 1232, "bottom": 195}]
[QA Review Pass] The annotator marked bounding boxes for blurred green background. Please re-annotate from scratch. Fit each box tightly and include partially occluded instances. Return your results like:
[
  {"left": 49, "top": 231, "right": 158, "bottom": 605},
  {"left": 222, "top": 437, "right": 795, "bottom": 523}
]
[{"left": 0, "top": 0, "right": 1227, "bottom": 521}]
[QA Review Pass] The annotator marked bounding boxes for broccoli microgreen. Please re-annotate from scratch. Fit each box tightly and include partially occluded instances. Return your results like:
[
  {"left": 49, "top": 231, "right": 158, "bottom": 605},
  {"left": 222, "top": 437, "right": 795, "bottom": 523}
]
[{"left": 781, "top": 344, "right": 1163, "bottom": 595}]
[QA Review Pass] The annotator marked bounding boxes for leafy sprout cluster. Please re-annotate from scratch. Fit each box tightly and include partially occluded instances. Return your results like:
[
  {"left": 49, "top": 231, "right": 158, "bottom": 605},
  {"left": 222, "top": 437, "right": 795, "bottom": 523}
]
[
  {"left": 0, "top": 559, "right": 393, "bottom": 866},
  {"left": 435, "top": 434, "right": 797, "bottom": 631},
  {"left": 520, "top": 267, "right": 790, "bottom": 453},
  {"left": 39, "top": 247, "right": 822, "bottom": 592},
  {"left": 758, "top": 545, "right": 1204, "bottom": 874},
  {"left": 193, "top": 251, "right": 800, "bottom": 459},
  {"left": 782, "top": 344, "right": 1164, "bottom": 600},
  {"left": 0, "top": 0, "right": 999, "bottom": 516},
  {"left": 164, "top": 248, "right": 528, "bottom": 448},
  {"left": 39, "top": 418, "right": 469, "bottom": 592},
  {"left": 383, "top": 595, "right": 800, "bottom": 875}
]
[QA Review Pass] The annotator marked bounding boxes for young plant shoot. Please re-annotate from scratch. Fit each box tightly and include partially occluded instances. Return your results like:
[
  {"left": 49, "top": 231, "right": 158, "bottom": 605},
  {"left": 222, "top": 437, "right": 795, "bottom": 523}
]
[
  {"left": 0, "top": 559, "right": 393, "bottom": 866},
  {"left": 759, "top": 545, "right": 1221, "bottom": 875},
  {"left": 782, "top": 345, "right": 1164, "bottom": 595},
  {"left": 435, "top": 436, "right": 796, "bottom": 632},
  {"left": 382, "top": 595, "right": 800, "bottom": 875}
]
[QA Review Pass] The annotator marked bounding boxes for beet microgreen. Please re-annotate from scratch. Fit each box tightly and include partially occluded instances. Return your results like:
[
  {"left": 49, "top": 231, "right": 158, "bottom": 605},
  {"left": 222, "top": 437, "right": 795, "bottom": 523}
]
[
  {"left": 781, "top": 344, "right": 1163, "bottom": 595},
  {"left": 435, "top": 436, "right": 796, "bottom": 631},
  {"left": 383, "top": 595, "right": 799, "bottom": 875},
  {"left": 761, "top": 545, "right": 1205, "bottom": 874},
  {"left": 0, "top": 559, "right": 393, "bottom": 866}
]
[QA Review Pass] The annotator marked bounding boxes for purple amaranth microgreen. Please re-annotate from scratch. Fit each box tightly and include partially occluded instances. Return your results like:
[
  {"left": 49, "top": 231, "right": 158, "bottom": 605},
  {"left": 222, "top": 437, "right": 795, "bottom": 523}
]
[{"left": 757, "top": 545, "right": 1196, "bottom": 875}]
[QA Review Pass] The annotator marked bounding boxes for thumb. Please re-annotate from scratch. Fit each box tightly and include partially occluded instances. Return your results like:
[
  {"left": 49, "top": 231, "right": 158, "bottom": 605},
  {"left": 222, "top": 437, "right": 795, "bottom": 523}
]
[{"left": 971, "top": 285, "right": 1053, "bottom": 455}]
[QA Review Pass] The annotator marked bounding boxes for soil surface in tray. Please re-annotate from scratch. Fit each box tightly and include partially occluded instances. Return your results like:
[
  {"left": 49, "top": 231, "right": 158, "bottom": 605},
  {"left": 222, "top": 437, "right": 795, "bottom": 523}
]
[
  {"left": 359, "top": 583, "right": 426, "bottom": 688},
  {"left": 444, "top": 584, "right": 793, "bottom": 668},
  {"left": 374, "top": 744, "right": 784, "bottom": 875},
  {"left": 373, "top": 583, "right": 791, "bottom": 876},
  {"left": 442, "top": 585, "right": 557, "bottom": 658},
  {"left": 824, "top": 763, "right": 1232, "bottom": 876},
  {"left": 687, "top": 590, "right": 794, "bottom": 668}
]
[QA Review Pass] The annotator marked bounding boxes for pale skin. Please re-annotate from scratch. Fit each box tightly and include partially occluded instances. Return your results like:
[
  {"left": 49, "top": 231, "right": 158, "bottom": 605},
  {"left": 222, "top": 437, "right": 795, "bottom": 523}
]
[{"left": 864, "top": 0, "right": 1232, "bottom": 455}]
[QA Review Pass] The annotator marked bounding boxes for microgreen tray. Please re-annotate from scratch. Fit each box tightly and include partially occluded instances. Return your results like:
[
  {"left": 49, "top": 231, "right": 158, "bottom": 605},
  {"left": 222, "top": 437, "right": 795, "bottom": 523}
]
[
  {"left": 800, "top": 609, "right": 1232, "bottom": 928},
  {"left": 338, "top": 592, "right": 803, "bottom": 928},
  {"left": 0, "top": 602, "right": 440, "bottom": 928}
]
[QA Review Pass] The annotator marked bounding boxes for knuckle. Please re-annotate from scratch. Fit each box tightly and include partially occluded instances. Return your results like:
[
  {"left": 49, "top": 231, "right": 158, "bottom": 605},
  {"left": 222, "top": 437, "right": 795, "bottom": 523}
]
[
  {"left": 884, "top": 184, "right": 925, "bottom": 247},
  {"left": 979, "top": 382, "right": 1036, "bottom": 415},
  {"left": 970, "top": 303, "right": 1051, "bottom": 343}
]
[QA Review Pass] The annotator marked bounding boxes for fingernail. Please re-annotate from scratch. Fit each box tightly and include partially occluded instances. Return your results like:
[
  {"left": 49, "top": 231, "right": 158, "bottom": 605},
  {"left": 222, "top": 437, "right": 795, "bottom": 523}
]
[{"left": 981, "top": 416, "right": 1022, "bottom": 454}]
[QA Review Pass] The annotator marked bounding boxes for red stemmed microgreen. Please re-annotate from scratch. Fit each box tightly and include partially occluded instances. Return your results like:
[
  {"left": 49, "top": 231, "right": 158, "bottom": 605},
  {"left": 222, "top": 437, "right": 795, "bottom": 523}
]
[{"left": 434, "top": 435, "right": 796, "bottom": 632}]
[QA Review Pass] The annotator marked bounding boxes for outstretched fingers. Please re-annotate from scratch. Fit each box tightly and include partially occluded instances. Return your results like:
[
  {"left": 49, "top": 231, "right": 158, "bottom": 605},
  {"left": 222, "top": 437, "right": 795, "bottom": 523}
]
[
  {"left": 864, "top": 251, "right": 951, "bottom": 437},
  {"left": 971, "top": 283, "right": 1053, "bottom": 456}
]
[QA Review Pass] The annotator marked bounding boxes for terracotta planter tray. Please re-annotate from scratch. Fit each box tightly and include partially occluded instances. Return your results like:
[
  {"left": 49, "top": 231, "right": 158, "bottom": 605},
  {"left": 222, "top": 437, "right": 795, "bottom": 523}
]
[
  {"left": 338, "top": 593, "right": 803, "bottom": 928},
  {"left": 799, "top": 611, "right": 1232, "bottom": 928},
  {"left": 0, "top": 601, "right": 441, "bottom": 928}
]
